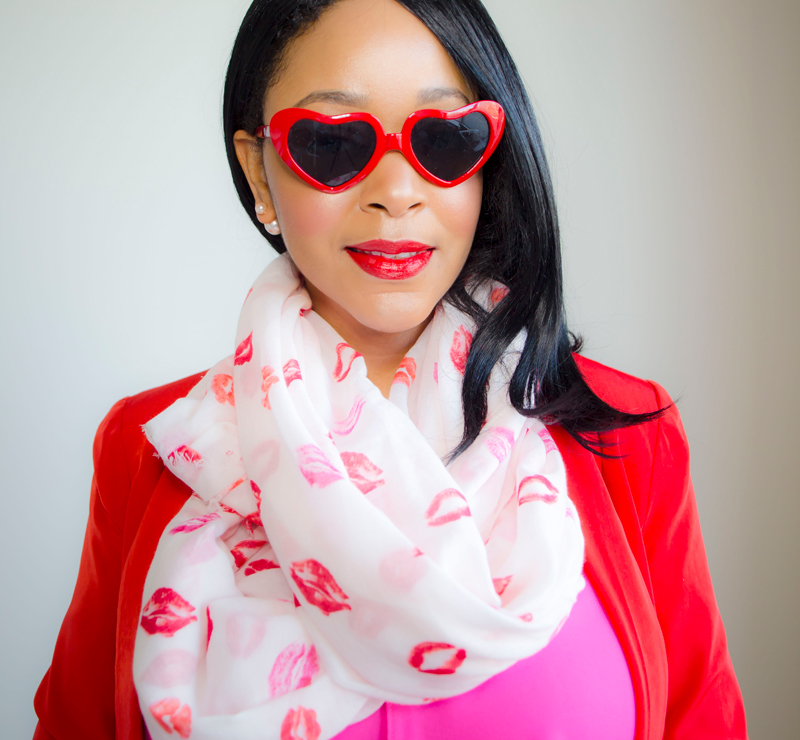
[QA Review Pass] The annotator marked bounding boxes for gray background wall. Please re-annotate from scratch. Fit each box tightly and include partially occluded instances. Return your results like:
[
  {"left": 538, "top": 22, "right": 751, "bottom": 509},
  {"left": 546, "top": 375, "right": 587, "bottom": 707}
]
[{"left": 1, "top": 1, "right": 797, "bottom": 737}]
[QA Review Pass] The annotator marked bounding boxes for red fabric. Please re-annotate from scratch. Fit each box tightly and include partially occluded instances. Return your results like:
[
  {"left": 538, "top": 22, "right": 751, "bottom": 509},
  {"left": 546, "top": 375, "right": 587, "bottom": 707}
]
[{"left": 32, "top": 357, "right": 747, "bottom": 740}]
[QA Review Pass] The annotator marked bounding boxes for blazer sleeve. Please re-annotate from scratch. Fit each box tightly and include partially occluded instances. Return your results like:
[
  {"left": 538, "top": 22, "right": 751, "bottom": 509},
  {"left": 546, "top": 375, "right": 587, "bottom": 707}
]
[
  {"left": 643, "top": 383, "right": 747, "bottom": 739},
  {"left": 33, "top": 398, "right": 132, "bottom": 740}
]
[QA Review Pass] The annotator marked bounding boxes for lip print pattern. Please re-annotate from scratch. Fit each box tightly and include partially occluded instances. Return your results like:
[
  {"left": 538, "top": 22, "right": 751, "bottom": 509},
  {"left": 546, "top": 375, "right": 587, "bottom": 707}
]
[
  {"left": 537, "top": 427, "right": 558, "bottom": 453},
  {"left": 280, "top": 706, "right": 321, "bottom": 740},
  {"left": 244, "top": 558, "right": 280, "bottom": 576},
  {"left": 169, "top": 512, "right": 220, "bottom": 535},
  {"left": 226, "top": 612, "right": 267, "bottom": 659},
  {"left": 234, "top": 332, "right": 254, "bottom": 366},
  {"left": 167, "top": 446, "right": 202, "bottom": 467},
  {"left": 206, "top": 608, "right": 213, "bottom": 650},
  {"left": 489, "top": 286, "right": 509, "bottom": 306},
  {"left": 297, "top": 444, "right": 343, "bottom": 488},
  {"left": 492, "top": 575, "right": 512, "bottom": 596},
  {"left": 517, "top": 474, "right": 559, "bottom": 505},
  {"left": 290, "top": 559, "right": 351, "bottom": 615},
  {"left": 140, "top": 650, "right": 197, "bottom": 688},
  {"left": 269, "top": 642, "right": 319, "bottom": 698},
  {"left": 425, "top": 488, "right": 471, "bottom": 527},
  {"left": 379, "top": 547, "right": 428, "bottom": 591},
  {"left": 433, "top": 362, "right": 438, "bottom": 384},
  {"left": 486, "top": 427, "right": 515, "bottom": 463},
  {"left": 333, "top": 342, "right": 362, "bottom": 382},
  {"left": 392, "top": 357, "right": 417, "bottom": 386},
  {"left": 449, "top": 325, "right": 473, "bottom": 375},
  {"left": 332, "top": 396, "right": 366, "bottom": 436},
  {"left": 408, "top": 642, "right": 467, "bottom": 675},
  {"left": 340, "top": 451, "right": 385, "bottom": 494},
  {"left": 283, "top": 359, "right": 303, "bottom": 385},
  {"left": 149, "top": 697, "right": 192, "bottom": 738},
  {"left": 141, "top": 588, "right": 198, "bottom": 637},
  {"left": 210, "top": 373, "right": 235, "bottom": 406},
  {"left": 261, "top": 366, "right": 279, "bottom": 409},
  {"left": 229, "top": 539, "right": 268, "bottom": 569}
]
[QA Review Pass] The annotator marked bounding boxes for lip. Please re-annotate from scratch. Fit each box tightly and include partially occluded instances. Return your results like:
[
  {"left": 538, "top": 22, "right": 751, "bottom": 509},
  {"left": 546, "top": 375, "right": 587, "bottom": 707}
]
[
  {"left": 140, "top": 587, "right": 198, "bottom": 637},
  {"left": 345, "top": 240, "right": 434, "bottom": 280},
  {"left": 291, "top": 558, "right": 352, "bottom": 615},
  {"left": 425, "top": 488, "right": 471, "bottom": 527}
]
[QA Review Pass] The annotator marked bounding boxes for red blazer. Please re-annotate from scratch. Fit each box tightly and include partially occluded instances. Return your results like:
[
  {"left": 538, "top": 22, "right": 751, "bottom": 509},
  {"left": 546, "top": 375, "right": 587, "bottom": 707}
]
[{"left": 33, "top": 356, "right": 747, "bottom": 740}]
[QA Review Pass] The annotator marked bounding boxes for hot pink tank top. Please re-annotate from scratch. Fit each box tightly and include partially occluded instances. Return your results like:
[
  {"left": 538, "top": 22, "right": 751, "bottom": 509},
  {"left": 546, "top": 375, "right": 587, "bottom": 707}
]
[{"left": 334, "top": 578, "right": 635, "bottom": 740}]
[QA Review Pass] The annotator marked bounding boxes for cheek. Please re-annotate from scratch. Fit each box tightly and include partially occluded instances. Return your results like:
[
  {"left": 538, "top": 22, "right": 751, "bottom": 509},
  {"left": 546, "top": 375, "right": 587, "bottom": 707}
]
[{"left": 434, "top": 175, "right": 484, "bottom": 255}]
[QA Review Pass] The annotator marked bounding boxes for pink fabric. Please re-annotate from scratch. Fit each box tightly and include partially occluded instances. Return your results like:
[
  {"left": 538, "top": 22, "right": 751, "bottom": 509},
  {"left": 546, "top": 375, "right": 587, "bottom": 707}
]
[{"left": 334, "top": 578, "right": 635, "bottom": 740}]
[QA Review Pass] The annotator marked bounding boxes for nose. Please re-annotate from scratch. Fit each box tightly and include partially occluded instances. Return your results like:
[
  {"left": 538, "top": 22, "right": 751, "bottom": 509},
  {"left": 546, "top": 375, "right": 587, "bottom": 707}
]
[{"left": 358, "top": 148, "right": 427, "bottom": 218}]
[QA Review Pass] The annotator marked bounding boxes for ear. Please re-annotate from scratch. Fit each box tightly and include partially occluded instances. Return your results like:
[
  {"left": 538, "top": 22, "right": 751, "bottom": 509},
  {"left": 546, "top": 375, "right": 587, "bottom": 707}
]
[{"left": 233, "top": 130, "right": 277, "bottom": 224}]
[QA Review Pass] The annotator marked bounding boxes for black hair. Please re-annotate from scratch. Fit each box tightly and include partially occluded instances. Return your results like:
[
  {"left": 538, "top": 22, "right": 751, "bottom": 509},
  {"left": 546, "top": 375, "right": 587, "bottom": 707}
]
[{"left": 223, "top": 0, "right": 666, "bottom": 457}]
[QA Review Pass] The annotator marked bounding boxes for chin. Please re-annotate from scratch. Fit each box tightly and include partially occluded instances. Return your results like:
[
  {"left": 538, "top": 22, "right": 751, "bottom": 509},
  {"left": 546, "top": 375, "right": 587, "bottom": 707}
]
[{"left": 351, "top": 295, "right": 437, "bottom": 336}]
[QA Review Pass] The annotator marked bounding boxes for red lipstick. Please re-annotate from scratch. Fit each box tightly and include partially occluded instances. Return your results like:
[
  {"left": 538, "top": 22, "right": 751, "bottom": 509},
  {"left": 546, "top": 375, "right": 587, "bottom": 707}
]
[{"left": 345, "top": 240, "right": 433, "bottom": 280}]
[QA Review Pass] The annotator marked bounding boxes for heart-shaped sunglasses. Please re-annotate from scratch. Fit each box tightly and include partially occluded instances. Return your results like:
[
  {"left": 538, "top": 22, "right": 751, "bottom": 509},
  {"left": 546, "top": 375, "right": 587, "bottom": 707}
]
[{"left": 256, "top": 100, "right": 505, "bottom": 193}]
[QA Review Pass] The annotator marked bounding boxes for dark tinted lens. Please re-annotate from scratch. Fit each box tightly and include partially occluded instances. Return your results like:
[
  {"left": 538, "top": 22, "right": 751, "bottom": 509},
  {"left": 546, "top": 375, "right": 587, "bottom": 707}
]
[
  {"left": 409, "top": 112, "right": 490, "bottom": 181},
  {"left": 287, "top": 119, "right": 377, "bottom": 187}
]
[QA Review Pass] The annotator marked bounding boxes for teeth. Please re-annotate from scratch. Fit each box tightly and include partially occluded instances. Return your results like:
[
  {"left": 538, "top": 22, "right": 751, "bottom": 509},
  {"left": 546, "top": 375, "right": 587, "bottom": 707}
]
[{"left": 352, "top": 249, "right": 426, "bottom": 259}]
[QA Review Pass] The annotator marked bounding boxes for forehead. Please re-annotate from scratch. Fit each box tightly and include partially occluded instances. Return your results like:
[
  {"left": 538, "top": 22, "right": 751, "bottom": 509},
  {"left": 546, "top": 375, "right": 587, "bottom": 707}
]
[{"left": 264, "top": 0, "right": 472, "bottom": 118}]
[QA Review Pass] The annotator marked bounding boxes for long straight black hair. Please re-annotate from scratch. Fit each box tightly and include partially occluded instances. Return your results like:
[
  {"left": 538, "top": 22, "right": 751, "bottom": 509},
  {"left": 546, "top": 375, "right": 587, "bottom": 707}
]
[{"left": 223, "top": 0, "right": 665, "bottom": 457}]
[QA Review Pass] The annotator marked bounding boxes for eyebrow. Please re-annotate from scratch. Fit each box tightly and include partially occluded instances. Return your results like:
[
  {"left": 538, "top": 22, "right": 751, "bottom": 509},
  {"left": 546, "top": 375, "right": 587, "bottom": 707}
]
[{"left": 292, "top": 86, "right": 470, "bottom": 110}]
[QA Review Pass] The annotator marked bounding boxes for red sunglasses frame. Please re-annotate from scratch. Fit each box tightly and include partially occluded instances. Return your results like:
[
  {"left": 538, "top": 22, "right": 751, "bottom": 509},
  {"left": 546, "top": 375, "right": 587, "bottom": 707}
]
[{"left": 255, "top": 100, "right": 505, "bottom": 193}]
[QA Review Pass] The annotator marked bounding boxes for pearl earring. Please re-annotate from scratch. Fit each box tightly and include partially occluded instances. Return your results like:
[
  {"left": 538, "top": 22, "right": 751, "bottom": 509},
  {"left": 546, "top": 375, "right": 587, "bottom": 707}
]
[
  {"left": 254, "top": 202, "right": 267, "bottom": 215},
  {"left": 265, "top": 220, "right": 281, "bottom": 235}
]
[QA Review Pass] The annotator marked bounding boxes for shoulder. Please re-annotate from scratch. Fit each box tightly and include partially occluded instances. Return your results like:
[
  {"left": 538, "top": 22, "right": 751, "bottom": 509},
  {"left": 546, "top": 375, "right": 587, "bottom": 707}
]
[{"left": 574, "top": 353, "right": 669, "bottom": 415}]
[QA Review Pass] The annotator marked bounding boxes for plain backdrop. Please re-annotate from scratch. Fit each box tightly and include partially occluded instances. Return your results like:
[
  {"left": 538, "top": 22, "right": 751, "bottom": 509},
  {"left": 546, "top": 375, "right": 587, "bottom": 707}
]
[{"left": 1, "top": 0, "right": 798, "bottom": 737}]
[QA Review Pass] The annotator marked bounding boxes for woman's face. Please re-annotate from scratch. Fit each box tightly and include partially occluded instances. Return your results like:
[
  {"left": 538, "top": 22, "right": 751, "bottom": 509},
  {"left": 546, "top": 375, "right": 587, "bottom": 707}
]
[{"left": 234, "top": 0, "right": 482, "bottom": 342}]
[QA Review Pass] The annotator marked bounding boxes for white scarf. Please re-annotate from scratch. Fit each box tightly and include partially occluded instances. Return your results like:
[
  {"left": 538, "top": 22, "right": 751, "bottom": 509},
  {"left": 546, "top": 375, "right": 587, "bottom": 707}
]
[{"left": 135, "top": 254, "right": 585, "bottom": 740}]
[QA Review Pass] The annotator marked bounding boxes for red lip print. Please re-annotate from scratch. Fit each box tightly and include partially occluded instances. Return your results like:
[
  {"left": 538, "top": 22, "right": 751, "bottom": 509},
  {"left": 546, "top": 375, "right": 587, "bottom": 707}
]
[
  {"left": 229, "top": 539, "right": 268, "bottom": 569},
  {"left": 290, "top": 559, "right": 351, "bottom": 615},
  {"left": 244, "top": 558, "right": 280, "bottom": 576},
  {"left": 280, "top": 706, "right": 321, "bottom": 740},
  {"left": 517, "top": 474, "right": 559, "bottom": 505},
  {"left": 332, "top": 396, "right": 366, "bottom": 436},
  {"left": 169, "top": 512, "right": 220, "bottom": 535},
  {"left": 537, "top": 427, "right": 558, "bottom": 453},
  {"left": 425, "top": 488, "right": 471, "bottom": 527},
  {"left": 269, "top": 642, "right": 319, "bottom": 698},
  {"left": 234, "top": 332, "right": 254, "bottom": 366},
  {"left": 489, "top": 285, "right": 509, "bottom": 306},
  {"left": 149, "top": 697, "right": 192, "bottom": 738},
  {"left": 392, "top": 357, "right": 417, "bottom": 386},
  {"left": 141, "top": 588, "right": 197, "bottom": 637},
  {"left": 493, "top": 575, "right": 512, "bottom": 596},
  {"left": 449, "top": 325, "right": 473, "bottom": 375},
  {"left": 262, "top": 366, "right": 279, "bottom": 409},
  {"left": 408, "top": 642, "right": 467, "bottom": 675},
  {"left": 167, "top": 446, "right": 202, "bottom": 467},
  {"left": 340, "top": 451, "right": 384, "bottom": 494},
  {"left": 333, "top": 342, "right": 362, "bottom": 382},
  {"left": 210, "top": 373, "right": 235, "bottom": 405},
  {"left": 297, "top": 444, "right": 343, "bottom": 488},
  {"left": 206, "top": 607, "right": 213, "bottom": 650},
  {"left": 283, "top": 359, "right": 303, "bottom": 385},
  {"left": 486, "top": 427, "right": 515, "bottom": 463}
]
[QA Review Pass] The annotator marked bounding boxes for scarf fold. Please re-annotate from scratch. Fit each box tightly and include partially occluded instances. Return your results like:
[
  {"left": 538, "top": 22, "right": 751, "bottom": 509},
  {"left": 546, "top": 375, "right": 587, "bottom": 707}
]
[{"left": 135, "top": 254, "right": 585, "bottom": 740}]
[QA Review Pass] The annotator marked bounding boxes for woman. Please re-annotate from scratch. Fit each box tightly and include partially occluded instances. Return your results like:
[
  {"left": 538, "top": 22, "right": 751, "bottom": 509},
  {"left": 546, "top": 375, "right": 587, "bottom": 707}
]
[{"left": 33, "top": 0, "right": 747, "bottom": 738}]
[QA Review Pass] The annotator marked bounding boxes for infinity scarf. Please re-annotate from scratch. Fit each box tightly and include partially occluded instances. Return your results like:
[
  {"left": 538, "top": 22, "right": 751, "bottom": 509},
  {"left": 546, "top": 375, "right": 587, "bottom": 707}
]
[{"left": 135, "top": 254, "right": 585, "bottom": 740}]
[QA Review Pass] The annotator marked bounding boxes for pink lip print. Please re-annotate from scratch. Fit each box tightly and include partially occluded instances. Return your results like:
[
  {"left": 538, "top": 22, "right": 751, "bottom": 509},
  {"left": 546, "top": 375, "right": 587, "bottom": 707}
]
[
  {"left": 489, "top": 285, "right": 509, "bottom": 306},
  {"left": 392, "top": 357, "right": 417, "bottom": 386},
  {"left": 518, "top": 474, "right": 559, "bottom": 505},
  {"left": 140, "top": 649, "right": 197, "bottom": 688},
  {"left": 341, "top": 451, "right": 385, "bottom": 494},
  {"left": 408, "top": 642, "right": 467, "bottom": 675},
  {"left": 425, "top": 488, "right": 471, "bottom": 527},
  {"left": 493, "top": 575, "right": 512, "bottom": 596},
  {"left": 290, "top": 559, "right": 351, "bottom": 615},
  {"left": 537, "top": 427, "right": 558, "bottom": 453},
  {"left": 283, "top": 359, "right": 303, "bottom": 385},
  {"left": 141, "top": 588, "right": 197, "bottom": 637},
  {"left": 433, "top": 362, "right": 438, "bottom": 384},
  {"left": 206, "top": 607, "right": 213, "bottom": 650},
  {"left": 261, "top": 366, "right": 279, "bottom": 409},
  {"left": 234, "top": 332, "right": 254, "bottom": 366},
  {"left": 486, "top": 427, "right": 515, "bottom": 463},
  {"left": 244, "top": 558, "right": 280, "bottom": 576},
  {"left": 149, "top": 697, "right": 192, "bottom": 738},
  {"left": 169, "top": 512, "right": 220, "bottom": 535},
  {"left": 297, "top": 444, "right": 344, "bottom": 488},
  {"left": 333, "top": 342, "right": 362, "bottom": 382},
  {"left": 211, "top": 373, "right": 235, "bottom": 406},
  {"left": 281, "top": 706, "right": 321, "bottom": 740},
  {"left": 332, "top": 396, "right": 366, "bottom": 436},
  {"left": 226, "top": 612, "right": 267, "bottom": 659},
  {"left": 269, "top": 642, "right": 319, "bottom": 698},
  {"left": 449, "top": 325, "right": 473, "bottom": 375},
  {"left": 167, "top": 445, "right": 202, "bottom": 467},
  {"left": 229, "top": 539, "right": 268, "bottom": 569}
]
